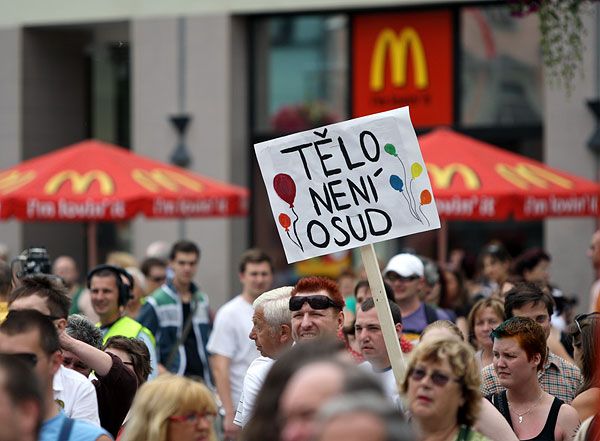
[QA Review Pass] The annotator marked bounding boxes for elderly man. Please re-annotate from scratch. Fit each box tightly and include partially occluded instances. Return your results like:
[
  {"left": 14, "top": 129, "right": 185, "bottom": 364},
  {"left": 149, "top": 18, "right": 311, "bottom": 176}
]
[
  {"left": 481, "top": 282, "right": 581, "bottom": 404},
  {"left": 289, "top": 276, "right": 345, "bottom": 342},
  {"left": 0, "top": 310, "right": 110, "bottom": 440},
  {"left": 355, "top": 297, "right": 403, "bottom": 407},
  {"left": 234, "top": 286, "right": 294, "bottom": 428},
  {"left": 383, "top": 253, "right": 450, "bottom": 343}
]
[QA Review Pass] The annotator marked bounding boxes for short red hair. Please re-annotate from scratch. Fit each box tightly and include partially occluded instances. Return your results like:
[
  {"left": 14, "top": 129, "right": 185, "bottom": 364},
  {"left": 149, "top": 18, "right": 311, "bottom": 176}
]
[{"left": 291, "top": 276, "right": 344, "bottom": 307}]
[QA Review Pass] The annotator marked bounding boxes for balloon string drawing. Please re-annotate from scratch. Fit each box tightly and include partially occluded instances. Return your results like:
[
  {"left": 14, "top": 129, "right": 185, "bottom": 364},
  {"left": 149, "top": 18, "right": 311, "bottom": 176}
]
[
  {"left": 384, "top": 143, "right": 432, "bottom": 226},
  {"left": 273, "top": 173, "right": 304, "bottom": 251},
  {"left": 385, "top": 143, "right": 419, "bottom": 221},
  {"left": 278, "top": 213, "right": 302, "bottom": 249}
]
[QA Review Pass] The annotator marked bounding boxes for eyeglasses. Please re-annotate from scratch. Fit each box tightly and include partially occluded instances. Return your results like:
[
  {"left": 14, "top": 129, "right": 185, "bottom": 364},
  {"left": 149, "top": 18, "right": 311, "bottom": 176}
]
[
  {"left": 385, "top": 272, "right": 420, "bottom": 282},
  {"left": 169, "top": 411, "right": 217, "bottom": 424},
  {"left": 150, "top": 275, "right": 166, "bottom": 283},
  {"left": 409, "top": 367, "right": 459, "bottom": 387},
  {"left": 574, "top": 312, "right": 600, "bottom": 334},
  {"left": 289, "top": 295, "right": 343, "bottom": 312},
  {"left": 1, "top": 352, "right": 38, "bottom": 368}
]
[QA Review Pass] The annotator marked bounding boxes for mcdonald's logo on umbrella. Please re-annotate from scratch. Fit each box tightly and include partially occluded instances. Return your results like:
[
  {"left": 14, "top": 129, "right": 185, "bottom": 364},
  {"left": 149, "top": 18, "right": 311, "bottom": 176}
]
[
  {"left": 44, "top": 170, "right": 115, "bottom": 196},
  {"left": 0, "top": 139, "right": 248, "bottom": 221}
]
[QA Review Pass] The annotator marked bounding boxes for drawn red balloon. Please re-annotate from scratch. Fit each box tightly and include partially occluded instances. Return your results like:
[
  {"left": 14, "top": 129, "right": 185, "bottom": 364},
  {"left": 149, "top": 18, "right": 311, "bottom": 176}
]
[
  {"left": 273, "top": 173, "right": 296, "bottom": 207},
  {"left": 278, "top": 213, "right": 291, "bottom": 231},
  {"left": 420, "top": 189, "right": 432, "bottom": 205}
]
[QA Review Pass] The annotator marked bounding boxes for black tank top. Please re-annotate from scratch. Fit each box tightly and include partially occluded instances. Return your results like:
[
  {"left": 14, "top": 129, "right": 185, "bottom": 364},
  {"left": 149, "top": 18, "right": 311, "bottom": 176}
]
[{"left": 489, "top": 390, "right": 563, "bottom": 441}]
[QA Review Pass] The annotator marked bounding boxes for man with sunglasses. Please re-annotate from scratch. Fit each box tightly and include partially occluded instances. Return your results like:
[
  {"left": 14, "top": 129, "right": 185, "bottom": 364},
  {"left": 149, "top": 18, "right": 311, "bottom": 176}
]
[
  {"left": 140, "top": 257, "right": 167, "bottom": 296},
  {"left": 481, "top": 282, "right": 582, "bottom": 404},
  {"left": 8, "top": 274, "right": 100, "bottom": 426},
  {"left": 383, "top": 253, "right": 450, "bottom": 343},
  {"left": 0, "top": 310, "right": 111, "bottom": 441},
  {"left": 289, "top": 276, "right": 345, "bottom": 342}
]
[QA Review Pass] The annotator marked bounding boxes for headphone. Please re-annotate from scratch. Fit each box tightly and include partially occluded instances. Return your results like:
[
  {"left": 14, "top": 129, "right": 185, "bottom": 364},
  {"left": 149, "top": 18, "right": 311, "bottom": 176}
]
[{"left": 86, "top": 264, "right": 135, "bottom": 306}]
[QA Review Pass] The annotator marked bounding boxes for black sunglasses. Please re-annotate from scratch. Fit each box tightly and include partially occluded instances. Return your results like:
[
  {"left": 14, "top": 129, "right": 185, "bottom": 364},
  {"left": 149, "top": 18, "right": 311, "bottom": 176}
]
[
  {"left": 289, "top": 295, "right": 343, "bottom": 312},
  {"left": 409, "top": 367, "right": 459, "bottom": 387},
  {"left": 385, "top": 272, "right": 420, "bottom": 282}
]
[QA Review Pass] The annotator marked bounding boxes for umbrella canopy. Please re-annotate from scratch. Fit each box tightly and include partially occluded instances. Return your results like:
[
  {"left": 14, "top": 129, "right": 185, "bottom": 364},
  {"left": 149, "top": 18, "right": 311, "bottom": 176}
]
[
  {"left": 419, "top": 128, "right": 600, "bottom": 220},
  {"left": 0, "top": 140, "right": 248, "bottom": 221}
]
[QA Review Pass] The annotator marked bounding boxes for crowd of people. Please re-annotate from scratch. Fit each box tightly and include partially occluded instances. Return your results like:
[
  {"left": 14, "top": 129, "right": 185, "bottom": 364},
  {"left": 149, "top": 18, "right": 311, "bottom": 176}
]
[{"left": 0, "top": 230, "right": 599, "bottom": 441}]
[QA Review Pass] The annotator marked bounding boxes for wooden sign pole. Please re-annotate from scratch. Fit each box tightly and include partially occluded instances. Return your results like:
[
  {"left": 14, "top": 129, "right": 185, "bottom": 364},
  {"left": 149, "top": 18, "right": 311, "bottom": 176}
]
[{"left": 359, "top": 243, "right": 406, "bottom": 385}]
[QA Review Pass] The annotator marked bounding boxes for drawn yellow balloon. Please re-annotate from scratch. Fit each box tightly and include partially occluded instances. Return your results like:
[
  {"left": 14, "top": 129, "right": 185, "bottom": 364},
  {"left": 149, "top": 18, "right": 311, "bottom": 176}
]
[{"left": 411, "top": 163, "right": 423, "bottom": 179}]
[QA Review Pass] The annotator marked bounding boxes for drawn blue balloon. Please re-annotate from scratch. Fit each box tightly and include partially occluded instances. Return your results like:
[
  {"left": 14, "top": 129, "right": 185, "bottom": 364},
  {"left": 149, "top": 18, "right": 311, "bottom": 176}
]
[{"left": 389, "top": 174, "right": 404, "bottom": 192}]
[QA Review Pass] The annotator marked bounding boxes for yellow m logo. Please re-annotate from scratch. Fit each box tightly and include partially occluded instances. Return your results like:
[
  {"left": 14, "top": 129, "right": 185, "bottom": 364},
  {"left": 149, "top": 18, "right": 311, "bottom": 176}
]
[
  {"left": 370, "top": 27, "right": 429, "bottom": 92},
  {"left": 427, "top": 163, "right": 481, "bottom": 190},
  {"left": 0, "top": 170, "right": 36, "bottom": 195},
  {"left": 132, "top": 169, "right": 203, "bottom": 193},
  {"left": 44, "top": 170, "right": 114, "bottom": 195},
  {"left": 495, "top": 163, "right": 574, "bottom": 190}
]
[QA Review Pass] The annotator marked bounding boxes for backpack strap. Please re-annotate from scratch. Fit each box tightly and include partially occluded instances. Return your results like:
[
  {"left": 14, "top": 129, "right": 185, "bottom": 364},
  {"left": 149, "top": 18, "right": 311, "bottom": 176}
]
[
  {"left": 423, "top": 303, "right": 439, "bottom": 325},
  {"left": 58, "top": 416, "right": 75, "bottom": 441}
]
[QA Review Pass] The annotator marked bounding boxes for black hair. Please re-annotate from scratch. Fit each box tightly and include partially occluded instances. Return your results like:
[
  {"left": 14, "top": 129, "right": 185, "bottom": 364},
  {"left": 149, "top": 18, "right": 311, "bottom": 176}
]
[
  {"left": 9, "top": 274, "right": 70, "bottom": 319},
  {"left": 169, "top": 240, "right": 200, "bottom": 261},
  {"left": 360, "top": 297, "right": 402, "bottom": 325},
  {"left": 1, "top": 309, "right": 60, "bottom": 355},
  {"left": 140, "top": 257, "right": 167, "bottom": 277},
  {"left": 504, "top": 282, "right": 554, "bottom": 319},
  {"left": 512, "top": 248, "right": 551, "bottom": 278}
]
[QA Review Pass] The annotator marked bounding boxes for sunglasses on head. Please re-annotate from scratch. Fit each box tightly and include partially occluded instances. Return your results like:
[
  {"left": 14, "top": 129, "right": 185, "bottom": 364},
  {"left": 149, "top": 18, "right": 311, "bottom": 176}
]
[
  {"left": 409, "top": 366, "right": 458, "bottom": 387},
  {"left": 289, "top": 295, "right": 343, "bottom": 312},
  {"left": 385, "top": 272, "right": 420, "bottom": 282},
  {"left": 574, "top": 312, "right": 600, "bottom": 334}
]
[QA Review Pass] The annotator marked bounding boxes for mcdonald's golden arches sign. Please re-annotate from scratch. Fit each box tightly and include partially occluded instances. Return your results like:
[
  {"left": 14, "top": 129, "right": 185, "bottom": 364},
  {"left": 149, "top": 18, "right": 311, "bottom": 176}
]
[{"left": 352, "top": 10, "right": 453, "bottom": 126}]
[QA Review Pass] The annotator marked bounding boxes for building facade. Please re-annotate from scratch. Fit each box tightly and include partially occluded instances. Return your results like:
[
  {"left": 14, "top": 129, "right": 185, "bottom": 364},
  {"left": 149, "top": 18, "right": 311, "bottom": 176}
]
[{"left": 0, "top": 0, "right": 597, "bottom": 306}]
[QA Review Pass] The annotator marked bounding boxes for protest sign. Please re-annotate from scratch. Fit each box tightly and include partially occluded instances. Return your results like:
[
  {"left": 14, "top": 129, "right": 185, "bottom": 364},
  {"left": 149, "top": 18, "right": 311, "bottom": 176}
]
[{"left": 255, "top": 106, "right": 440, "bottom": 264}]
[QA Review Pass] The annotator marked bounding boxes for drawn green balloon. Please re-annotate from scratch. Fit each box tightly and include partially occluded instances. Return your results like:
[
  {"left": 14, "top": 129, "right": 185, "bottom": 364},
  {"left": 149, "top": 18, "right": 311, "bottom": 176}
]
[{"left": 384, "top": 143, "right": 397, "bottom": 156}]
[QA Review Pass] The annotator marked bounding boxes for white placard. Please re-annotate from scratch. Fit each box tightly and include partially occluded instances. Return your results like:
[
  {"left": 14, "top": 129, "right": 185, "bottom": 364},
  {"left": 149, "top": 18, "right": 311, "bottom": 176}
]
[{"left": 255, "top": 107, "right": 440, "bottom": 263}]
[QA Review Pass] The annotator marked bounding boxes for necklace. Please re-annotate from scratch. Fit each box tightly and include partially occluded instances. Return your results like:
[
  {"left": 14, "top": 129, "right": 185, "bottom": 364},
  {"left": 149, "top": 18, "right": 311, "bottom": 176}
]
[{"left": 507, "top": 391, "right": 543, "bottom": 423}]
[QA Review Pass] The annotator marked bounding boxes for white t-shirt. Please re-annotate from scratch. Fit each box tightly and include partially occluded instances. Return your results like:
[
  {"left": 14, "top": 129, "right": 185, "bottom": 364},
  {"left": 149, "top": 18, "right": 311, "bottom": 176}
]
[
  {"left": 53, "top": 365, "right": 100, "bottom": 426},
  {"left": 206, "top": 295, "right": 259, "bottom": 407},
  {"left": 359, "top": 361, "right": 403, "bottom": 411},
  {"left": 234, "top": 356, "right": 274, "bottom": 427}
]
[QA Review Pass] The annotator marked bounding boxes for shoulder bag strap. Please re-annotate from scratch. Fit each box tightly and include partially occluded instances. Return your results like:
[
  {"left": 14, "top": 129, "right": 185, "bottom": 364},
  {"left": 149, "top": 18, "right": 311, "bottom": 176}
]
[
  {"left": 165, "top": 299, "right": 198, "bottom": 369},
  {"left": 58, "top": 416, "right": 75, "bottom": 441}
]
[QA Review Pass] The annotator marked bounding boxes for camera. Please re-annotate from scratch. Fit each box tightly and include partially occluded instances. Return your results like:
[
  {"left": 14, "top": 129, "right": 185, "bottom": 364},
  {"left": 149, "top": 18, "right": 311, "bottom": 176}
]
[{"left": 12, "top": 247, "right": 52, "bottom": 280}]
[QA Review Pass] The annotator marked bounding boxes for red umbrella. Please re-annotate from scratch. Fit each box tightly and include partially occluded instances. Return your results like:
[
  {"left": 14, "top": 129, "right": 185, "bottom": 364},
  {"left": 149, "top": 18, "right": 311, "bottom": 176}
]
[
  {"left": 419, "top": 128, "right": 600, "bottom": 260},
  {"left": 420, "top": 128, "right": 600, "bottom": 220},
  {"left": 0, "top": 139, "right": 249, "bottom": 264}
]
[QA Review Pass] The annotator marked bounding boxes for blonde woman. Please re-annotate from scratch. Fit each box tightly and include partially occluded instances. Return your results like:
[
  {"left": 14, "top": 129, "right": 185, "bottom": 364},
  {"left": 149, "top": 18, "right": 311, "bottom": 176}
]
[{"left": 121, "top": 375, "right": 217, "bottom": 441}]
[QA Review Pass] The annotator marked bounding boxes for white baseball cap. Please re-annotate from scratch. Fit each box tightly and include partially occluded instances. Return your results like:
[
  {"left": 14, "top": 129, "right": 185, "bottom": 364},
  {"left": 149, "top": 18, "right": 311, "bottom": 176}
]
[{"left": 384, "top": 253, "right": 424, "bottom": 278}]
